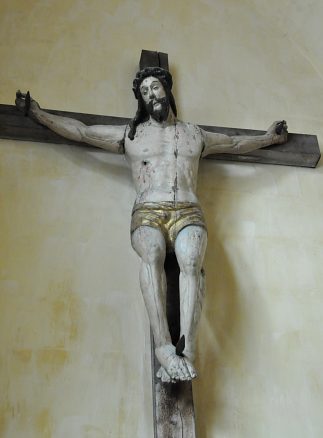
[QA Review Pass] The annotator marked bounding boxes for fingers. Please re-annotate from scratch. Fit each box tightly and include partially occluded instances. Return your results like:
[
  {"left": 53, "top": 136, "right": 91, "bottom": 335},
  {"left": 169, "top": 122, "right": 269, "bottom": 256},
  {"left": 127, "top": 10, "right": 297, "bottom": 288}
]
[
  {"left": 275, "top": 121, "right": 284, "bottom": 135},
  {"left": 16, "top": 90, "right": 27, "bottom": 99},
  {"left": 269, "top": 120, "right": 288, "bottom": 135},
  {"left": 24, "top": 91, "right": 31, "bottom": 116},
  {"left": 279, "top": 120, "right": 288, "bottom": 130},
  {"left": 275, "top": 120, "right": 288, "bottom": 135},
  {"left": 15, "top": 90, "right": 36, "bottom": 117},
  {"left": 184, "top": 359, "right": 197, "bottom": 379}
]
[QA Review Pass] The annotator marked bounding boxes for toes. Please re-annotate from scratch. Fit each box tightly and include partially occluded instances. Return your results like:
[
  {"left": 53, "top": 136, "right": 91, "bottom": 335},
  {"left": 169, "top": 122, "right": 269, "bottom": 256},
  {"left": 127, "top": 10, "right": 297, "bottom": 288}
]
[
  {"left": 161, "top": 372, "right": 171, "bottom": 383},
  {"left": 160, "top": 367, "right": 175, "bottom": 383},
  {"left": 167, "top": 356, "right": 180, "bottom": 380},
  {"left": 168, "top": 357, "right": 191, "bottom": 381},
  {"left": 156, "top": 367, "right": 162, "bottom": 379},
  {"left": 155, "top": 346, "right": 198, "bottom": 383},
  {"left": 157, "top": 366, "right": 175, "bottom": 383},
  {"left": 178, "top": 358, "right": 191, "bottom": 381},
  {"left": 184, "top": 359, "right": 197, "bottom": 379}
]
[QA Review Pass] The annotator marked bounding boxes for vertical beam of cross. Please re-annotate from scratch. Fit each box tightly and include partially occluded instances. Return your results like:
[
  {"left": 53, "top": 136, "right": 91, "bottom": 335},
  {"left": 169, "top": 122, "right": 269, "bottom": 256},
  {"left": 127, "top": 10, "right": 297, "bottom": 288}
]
[
  {"left": 139, "top": 50, "right": 197, "bottom": 438},
  {"left": 140, "top": 50, "right": 169, "bottom": 71}
]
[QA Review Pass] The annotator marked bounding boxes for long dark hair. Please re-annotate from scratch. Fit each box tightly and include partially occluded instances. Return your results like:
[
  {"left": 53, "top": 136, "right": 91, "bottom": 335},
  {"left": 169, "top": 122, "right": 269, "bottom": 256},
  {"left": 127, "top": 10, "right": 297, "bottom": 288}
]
[{"left": 128, "top": 67, "right": 177, "bottom": 140}]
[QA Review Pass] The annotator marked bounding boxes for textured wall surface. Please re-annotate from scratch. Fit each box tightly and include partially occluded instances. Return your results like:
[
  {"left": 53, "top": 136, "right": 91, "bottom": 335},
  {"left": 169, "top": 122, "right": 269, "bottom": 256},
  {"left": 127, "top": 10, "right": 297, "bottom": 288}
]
[{"left": 1, "top": 1, "right": 323, "bottom": 437}]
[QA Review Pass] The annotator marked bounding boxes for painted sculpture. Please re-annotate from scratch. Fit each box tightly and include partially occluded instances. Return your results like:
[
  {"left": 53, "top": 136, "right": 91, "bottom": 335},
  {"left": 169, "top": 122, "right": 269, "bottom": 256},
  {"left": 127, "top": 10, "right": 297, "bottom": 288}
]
[{"left": 15, "top": 66, "right": 288, "bottom": 383}]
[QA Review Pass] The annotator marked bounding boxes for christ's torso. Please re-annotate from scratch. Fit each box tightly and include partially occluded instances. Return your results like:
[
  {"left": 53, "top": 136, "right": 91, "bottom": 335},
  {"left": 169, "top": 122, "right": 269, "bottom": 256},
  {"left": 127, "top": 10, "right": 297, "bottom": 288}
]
[{"left": 125, "top": 119, "right": 203, "bottom": 205}]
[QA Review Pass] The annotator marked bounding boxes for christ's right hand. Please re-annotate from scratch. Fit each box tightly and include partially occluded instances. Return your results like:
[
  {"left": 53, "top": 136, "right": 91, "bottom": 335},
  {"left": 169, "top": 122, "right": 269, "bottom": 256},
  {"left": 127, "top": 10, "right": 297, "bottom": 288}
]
[{"left": 15, "top": 90, "right": 40, "bottom": 117}]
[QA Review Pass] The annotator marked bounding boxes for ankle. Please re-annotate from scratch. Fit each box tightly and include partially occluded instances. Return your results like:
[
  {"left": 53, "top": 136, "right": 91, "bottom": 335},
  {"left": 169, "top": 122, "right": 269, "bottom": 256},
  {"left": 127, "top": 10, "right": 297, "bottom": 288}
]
[
  {"left": 155, "top": 344, "right": 175, "bottom": 362},
  {"left": 183, "top": 349, "right": 195, "bottom": 362}
]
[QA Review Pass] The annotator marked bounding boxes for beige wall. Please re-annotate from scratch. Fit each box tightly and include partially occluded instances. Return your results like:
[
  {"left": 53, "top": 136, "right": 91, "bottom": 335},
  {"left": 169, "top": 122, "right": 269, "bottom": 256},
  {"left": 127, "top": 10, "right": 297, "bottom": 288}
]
[{"left": 1, "top": 1, "right": 323, "bottom": 437}]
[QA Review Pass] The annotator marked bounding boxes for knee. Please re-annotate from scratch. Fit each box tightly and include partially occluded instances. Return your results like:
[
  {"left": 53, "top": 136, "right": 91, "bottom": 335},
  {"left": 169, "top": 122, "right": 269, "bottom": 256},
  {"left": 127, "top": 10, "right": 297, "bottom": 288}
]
[
  {"left": 139, "top": 242, "right": 165, "bottom": 266},
  {"left": 179, "top": 256, "right": 203, "bottom": 276}
]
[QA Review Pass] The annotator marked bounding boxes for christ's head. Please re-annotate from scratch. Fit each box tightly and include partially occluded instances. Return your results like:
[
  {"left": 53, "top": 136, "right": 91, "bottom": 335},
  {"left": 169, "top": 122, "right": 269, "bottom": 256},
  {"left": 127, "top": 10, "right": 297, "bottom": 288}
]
[
  {"left": 128, "top": 67, "right": 177, "bottom": 140},
  {"left": 139, "top": 76, "right": 169, "bottom": 123}
]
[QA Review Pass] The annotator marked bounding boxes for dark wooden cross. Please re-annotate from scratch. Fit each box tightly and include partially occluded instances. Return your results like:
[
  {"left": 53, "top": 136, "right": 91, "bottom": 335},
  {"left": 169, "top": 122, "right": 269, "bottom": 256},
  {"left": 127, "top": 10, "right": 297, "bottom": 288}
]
[
  {"left": 0, "top": 50, "right": 320, "bottom": 438},
  {"left": 0, "top": 50, "right": 320, "bottom": 168}
]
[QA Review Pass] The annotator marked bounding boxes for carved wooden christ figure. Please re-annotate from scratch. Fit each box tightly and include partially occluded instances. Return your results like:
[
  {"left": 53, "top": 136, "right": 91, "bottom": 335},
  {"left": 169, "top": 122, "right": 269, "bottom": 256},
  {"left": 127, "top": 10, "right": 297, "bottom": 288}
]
[{"left": 15, "top": 67, "right": 288, "bottom": 383}]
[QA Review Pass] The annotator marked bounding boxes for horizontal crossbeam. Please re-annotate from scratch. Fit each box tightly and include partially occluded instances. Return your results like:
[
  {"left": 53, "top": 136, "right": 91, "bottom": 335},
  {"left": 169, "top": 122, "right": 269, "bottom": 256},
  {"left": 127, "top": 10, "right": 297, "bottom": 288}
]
[{"left": 0, "top": 104, "right": 320, "bottom": 168}]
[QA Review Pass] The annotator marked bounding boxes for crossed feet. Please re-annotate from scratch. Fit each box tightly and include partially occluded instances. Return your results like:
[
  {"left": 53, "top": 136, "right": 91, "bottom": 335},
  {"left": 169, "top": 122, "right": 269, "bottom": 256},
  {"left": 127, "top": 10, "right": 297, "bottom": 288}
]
[{"left": 155, "top": 344, "right": 197, "bottom": 383}]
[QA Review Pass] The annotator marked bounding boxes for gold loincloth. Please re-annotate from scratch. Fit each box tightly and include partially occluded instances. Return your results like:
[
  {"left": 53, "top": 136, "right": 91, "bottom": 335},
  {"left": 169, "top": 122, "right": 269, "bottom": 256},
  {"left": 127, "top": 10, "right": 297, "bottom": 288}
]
[{"left": 131, "top": 202, "right": 207, "bottom": 251}]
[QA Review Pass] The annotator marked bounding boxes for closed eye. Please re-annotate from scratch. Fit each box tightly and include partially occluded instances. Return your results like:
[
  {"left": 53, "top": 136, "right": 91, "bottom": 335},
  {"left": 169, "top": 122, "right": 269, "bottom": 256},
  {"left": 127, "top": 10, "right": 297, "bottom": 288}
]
[{"left": 140, "top": 87, "right": 148, "bottom": 95}]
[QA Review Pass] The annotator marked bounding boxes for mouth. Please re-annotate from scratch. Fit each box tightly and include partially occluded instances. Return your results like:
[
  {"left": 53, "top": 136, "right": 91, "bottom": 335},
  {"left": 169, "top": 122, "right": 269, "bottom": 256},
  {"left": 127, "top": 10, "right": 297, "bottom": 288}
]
[
  {"left": 146, "top": 97, "right": 169, "bottom": 122},
  {"left": 153, "top": 102, "right": 164, "bottom": 112}
]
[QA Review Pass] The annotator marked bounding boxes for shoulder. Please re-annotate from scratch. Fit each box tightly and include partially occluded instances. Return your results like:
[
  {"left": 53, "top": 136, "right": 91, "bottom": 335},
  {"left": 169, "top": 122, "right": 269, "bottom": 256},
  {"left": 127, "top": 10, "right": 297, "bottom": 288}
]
[
  {"left": 177, "top": 120, "right": 204, "bottom": 144},
  {"left": 176, "top": 120, "right": 201, "bottom": 134}
]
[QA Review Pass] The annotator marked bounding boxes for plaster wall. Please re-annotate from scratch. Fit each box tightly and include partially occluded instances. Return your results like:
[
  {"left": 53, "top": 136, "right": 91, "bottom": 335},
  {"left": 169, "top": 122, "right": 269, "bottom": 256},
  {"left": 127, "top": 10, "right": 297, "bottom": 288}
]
[{"left": 0, "top": 1, "right": 323, "bottom": 437}]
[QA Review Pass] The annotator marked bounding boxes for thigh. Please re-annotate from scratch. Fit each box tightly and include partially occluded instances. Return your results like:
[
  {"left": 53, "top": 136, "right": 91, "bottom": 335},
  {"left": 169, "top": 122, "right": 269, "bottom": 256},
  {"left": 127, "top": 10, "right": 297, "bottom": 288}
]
[
  {"left": 174, "top": 226, "right": 207, "bottom": 272},
  {"left": 131, "top": 226, "right": 166, "bottom": 264}
]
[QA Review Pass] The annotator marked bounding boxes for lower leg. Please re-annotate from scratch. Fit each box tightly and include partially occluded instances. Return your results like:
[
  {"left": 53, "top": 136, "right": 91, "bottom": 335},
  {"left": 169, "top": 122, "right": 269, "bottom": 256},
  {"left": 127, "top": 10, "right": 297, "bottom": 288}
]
[
  {"left": 140, "top": 260, "right": 192, "bottom": 381},
  {"left": 139, "top": 260, "right": 172, "bottom": 348},
  {"left": 139, "top": 262, "right": 193, "bottom": 381},
  {"left": 175, "top": 226, "right": 208, "bottom": 364},
  {"left": 179, "top": 268, "right": 206, "bottom": 361},
  {"left": 132, "top": 226, "right": 199, "bottom": 381}
]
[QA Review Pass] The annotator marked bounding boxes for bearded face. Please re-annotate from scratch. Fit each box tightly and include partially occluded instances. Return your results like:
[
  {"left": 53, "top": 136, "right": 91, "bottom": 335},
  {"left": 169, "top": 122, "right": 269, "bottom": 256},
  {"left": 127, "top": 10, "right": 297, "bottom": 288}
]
[
  {"left": 139, "top": 76, "right": 170, "bottom": 123},
  {"left": 146, "top": 96, "right": 170, "bottom": 122}
]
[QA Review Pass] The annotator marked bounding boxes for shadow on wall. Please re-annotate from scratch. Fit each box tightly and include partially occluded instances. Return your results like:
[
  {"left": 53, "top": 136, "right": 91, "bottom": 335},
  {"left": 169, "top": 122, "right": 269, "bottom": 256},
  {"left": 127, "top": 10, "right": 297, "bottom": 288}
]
[
  {"left": 193, "top": 160, "right": 278, "bottom": 438},
  {"left": 44, "top": 141, "right": 132, "bottom": 187},
  {"left": 194, "top": 211, "right": 243, "bottom": 438}
]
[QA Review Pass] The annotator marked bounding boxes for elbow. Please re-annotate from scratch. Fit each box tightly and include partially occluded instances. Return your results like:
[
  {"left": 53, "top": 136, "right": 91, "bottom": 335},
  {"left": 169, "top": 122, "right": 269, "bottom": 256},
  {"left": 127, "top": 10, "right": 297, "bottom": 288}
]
[
  {"left": 117, "top": 141, "right": 125, "bottom": 154},
  {"left": 63, "top": 124, "right": 87, "bottom": 143},
  {"left": 231, "top": 144, "right": 242, "bottom": 154},
  {"left": 223, "top": 141, "right": 242, "bottom": 154},
  {"left": 230, "top": 140, "right": 254, "bottom": 154},
  {"left": 75, "top": 126, "right": 85, "bottom": 142}
]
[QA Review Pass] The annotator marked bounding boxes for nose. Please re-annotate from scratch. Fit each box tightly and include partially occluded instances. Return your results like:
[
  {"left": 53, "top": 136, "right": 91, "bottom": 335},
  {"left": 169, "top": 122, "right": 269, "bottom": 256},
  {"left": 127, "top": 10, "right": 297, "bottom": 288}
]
[{"left": 149, "top": 89, "right": 155, "bottom": 100}]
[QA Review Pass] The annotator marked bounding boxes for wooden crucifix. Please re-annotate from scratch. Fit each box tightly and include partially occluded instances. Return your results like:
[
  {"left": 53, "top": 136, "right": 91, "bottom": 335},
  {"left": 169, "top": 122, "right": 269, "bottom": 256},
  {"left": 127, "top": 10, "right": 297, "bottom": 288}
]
[{"left": 0, "top": 50, "right": 320, "bottom": 438}]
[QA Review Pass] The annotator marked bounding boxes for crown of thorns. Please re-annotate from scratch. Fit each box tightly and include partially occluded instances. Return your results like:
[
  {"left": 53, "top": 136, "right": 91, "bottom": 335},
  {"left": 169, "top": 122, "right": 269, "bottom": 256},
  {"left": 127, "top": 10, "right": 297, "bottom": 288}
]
[{"left": 132, "top": 67, "right": 173, "bottom": 99}]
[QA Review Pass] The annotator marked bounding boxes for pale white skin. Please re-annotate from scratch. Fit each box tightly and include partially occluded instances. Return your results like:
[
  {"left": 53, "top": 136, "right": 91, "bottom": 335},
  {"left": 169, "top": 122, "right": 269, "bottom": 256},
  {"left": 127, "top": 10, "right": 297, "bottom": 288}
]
[{"left": 15, "top": 79, "right": 287, "bottom": 383}]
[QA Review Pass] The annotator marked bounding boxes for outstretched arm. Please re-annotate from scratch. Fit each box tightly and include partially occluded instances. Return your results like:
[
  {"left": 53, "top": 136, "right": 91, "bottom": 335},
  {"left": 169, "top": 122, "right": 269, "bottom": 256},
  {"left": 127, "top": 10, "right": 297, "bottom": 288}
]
[
  {"left": 201, "top": 121, "right": 288, "bottom": 157},
  {"left": 15, "top": 91, "right": 126, "bottom": 154}
]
